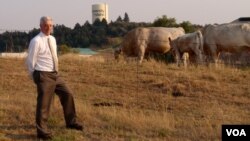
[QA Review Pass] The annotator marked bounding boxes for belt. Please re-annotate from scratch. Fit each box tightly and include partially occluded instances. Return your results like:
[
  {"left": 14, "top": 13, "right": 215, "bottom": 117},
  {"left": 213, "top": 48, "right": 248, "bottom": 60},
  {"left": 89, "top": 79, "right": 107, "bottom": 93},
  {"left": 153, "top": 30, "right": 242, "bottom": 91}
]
[{"left": 34, "top": 70, "right": 58, "bottom": 74}]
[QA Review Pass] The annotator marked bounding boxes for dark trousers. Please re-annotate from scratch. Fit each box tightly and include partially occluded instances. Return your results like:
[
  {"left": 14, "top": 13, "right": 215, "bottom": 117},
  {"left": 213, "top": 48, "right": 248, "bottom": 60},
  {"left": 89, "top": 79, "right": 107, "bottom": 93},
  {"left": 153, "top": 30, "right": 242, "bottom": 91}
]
[{"left": 33, "top": 70, "right": 77, "bottom": 136}]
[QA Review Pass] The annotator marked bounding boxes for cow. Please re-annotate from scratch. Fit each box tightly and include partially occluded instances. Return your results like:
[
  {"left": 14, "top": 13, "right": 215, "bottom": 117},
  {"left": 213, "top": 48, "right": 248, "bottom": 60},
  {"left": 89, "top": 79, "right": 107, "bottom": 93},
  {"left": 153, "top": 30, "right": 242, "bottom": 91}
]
[
  {"left": 202, "top": 23, "right": 250, "bottom": 65},
  {"left": 114, "top": 27, "right": 185, "bottom": 64},
  {"left": 168, "top": 30, "right": 204, "bottom": 67}
]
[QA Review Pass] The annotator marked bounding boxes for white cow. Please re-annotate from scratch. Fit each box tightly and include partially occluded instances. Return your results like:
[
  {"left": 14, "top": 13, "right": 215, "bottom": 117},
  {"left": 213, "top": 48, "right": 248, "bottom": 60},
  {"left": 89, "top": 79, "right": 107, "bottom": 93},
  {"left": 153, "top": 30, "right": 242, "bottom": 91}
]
[
  {"left": 168, "top": 30, "right": 204, "bottom": 66},
  {"left": 202, "top": 23, "right": 250, "bottom": 65},
  {"left": 114, "top": 27, "right": 185, "bottom": 64}
]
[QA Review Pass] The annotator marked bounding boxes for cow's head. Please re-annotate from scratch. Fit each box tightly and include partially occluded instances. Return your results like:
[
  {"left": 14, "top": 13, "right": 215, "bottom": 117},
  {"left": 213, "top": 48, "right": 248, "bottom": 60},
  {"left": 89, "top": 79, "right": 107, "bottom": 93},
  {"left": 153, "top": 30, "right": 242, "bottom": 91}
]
[{"left": 168, "top": 37, "right": 177, "bottom": 53}]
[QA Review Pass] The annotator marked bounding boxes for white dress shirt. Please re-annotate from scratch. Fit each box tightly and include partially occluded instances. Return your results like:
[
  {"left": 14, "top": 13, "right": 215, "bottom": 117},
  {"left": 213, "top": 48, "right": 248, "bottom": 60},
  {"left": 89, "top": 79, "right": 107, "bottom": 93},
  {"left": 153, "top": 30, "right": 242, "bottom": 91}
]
[{"left": 26, "top": 32, "right": 58, "bottom": 78}]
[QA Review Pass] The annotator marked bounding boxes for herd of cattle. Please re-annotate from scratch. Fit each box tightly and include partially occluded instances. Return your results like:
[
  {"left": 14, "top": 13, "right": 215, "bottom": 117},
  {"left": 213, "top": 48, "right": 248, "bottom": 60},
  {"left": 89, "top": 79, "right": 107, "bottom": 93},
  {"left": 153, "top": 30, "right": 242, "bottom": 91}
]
[{"left": 114, "top": 22, "right": 250, "bottom": 66}]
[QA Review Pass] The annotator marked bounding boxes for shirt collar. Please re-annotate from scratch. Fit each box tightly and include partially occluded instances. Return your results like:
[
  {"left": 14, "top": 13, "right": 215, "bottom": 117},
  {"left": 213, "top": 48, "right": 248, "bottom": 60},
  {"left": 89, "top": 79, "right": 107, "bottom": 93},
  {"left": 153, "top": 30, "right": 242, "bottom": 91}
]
[{"left": 39, "top": 32, "right": 50, "bottom": 38}]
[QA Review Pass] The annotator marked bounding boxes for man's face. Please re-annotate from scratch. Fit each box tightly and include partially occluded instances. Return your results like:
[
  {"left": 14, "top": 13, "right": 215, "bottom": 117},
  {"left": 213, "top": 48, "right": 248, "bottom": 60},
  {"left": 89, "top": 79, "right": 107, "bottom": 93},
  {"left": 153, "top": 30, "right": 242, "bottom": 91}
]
[{"left": 40, "top": 20, "right": 53, "bottom": 36}]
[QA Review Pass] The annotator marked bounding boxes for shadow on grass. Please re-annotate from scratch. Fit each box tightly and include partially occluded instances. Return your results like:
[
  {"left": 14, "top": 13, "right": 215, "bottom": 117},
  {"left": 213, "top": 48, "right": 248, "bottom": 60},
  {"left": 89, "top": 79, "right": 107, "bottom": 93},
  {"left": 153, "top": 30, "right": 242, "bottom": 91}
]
[
  {"left": 0, "top": 125, "right": 35, "bottom": 130},
  {"left": 0, "top": 125, "right": 79, "bottom": 140},
  {"left": 5, "top": 133, "right": 37, "bottom": 140},
  {"left": 0, "top": 125, "right": 37, "bottom": 140}
]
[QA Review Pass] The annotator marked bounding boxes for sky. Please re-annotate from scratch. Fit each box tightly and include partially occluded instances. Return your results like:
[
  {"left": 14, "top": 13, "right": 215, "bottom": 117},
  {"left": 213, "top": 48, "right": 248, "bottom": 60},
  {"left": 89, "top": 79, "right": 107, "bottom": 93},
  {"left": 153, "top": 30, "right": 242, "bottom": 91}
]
[{"left": 0, "top": 0, "right": 249, "bottom": 32}]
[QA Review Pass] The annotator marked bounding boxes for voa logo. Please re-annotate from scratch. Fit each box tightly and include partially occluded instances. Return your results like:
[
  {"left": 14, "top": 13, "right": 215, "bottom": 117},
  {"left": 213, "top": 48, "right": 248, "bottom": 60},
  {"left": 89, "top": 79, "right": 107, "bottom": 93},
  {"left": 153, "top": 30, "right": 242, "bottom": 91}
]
[{"left": 226, "top": 129, "right": 246, "bottom": 136}]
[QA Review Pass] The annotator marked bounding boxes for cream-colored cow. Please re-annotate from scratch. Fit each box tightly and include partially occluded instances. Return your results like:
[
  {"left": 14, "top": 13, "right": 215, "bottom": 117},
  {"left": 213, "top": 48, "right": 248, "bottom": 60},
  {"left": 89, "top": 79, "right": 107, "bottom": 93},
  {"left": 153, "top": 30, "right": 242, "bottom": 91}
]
[
  {"left": 114, "top": 27, "right": 185, "bottom": 64},
  {"left": 202, "top": 23, "right": 250, "bottom": 65},
  {"left": 169, "top": 30, "right": 204, "bottom": 66}
]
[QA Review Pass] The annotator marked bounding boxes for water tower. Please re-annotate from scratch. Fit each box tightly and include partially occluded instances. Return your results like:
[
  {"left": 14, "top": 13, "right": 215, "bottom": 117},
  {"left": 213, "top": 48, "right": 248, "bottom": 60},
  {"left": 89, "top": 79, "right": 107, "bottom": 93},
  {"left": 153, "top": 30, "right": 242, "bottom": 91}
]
[{"left": 92, "top": 3, "right": 108, "bottom": 23}]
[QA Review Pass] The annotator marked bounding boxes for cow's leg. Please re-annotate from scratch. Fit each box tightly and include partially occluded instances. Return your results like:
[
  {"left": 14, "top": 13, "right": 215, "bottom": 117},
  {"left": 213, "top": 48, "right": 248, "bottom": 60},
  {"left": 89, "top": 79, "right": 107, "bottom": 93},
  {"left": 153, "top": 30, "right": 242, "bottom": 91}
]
[
  {"left": 182, "top": 52, "right": 189, "bottom": 68},
  {"left": 198, "top": 52, "right": 203, "bottom": 65},
  {"left": 137, "top": 42, "right": 146, "bottom": 64},
  {"left": 215, "top": 52, "right": 220, "bottom": 67},
  {"left": 194, "top": 49, "right": 203, "bottom": 65},
  {"left": 209, "top": 45, "right": 219, "bottom": 67},
  {"left": 175, "top": 49, "right": 181, "bottom": 67},
  {"left": 138, "top": 48, "right": 145, "bottom": 64}
]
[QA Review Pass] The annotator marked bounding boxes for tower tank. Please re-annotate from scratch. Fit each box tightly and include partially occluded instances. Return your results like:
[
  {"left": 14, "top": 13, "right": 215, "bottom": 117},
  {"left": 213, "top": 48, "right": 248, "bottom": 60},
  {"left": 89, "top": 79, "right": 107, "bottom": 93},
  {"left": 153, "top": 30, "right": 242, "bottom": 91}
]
[{"left": 92, "top": 3, "right": 108, "bottom": 23}]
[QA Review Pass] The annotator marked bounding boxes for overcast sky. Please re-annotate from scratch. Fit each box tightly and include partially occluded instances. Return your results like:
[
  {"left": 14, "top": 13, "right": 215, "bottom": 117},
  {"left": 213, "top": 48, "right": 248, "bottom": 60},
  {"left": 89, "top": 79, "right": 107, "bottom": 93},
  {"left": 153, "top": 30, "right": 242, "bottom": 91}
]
[{"left": 0, "top": 0, "right": 249, "bottom": 32}]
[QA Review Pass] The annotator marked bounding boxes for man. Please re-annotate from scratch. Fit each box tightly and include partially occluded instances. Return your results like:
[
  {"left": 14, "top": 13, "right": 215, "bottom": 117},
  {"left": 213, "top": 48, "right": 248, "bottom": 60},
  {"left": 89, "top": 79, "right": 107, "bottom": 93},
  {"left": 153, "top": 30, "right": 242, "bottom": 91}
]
[{"left": 26, "top": 16, "right": 83, "bottom": 140}]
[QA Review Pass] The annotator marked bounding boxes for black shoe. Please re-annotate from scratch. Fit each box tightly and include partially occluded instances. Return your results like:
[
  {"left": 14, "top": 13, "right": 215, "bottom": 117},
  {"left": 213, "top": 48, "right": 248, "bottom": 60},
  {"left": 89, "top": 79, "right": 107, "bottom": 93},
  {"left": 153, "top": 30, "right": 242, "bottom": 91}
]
[
  {"left": 66, "top": 123, "right": 83, "bottom": 131},
  {"left": 37, "top": 134, "right": 52, "bottom": 140}
]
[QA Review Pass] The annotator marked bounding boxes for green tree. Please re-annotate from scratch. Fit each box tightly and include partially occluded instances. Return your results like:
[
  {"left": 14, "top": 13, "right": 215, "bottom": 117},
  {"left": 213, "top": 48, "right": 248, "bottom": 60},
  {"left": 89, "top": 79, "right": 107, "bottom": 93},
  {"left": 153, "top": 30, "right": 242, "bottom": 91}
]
[
  {"left": 83, "top": 21, "right": 92, "bottom": 29},
  {"left": 101, "top": 18, "right": 108, "bottom": 26},
  {"left": 123, "top": 12, "right": 130, "bottom": 23},
  {"left": 179, "top": 21, "right": 195, "bottom": 33},
  {"left": 92, "top": 18, "right": 108, "bottom": 46},
  {"left": 116, "top": 16, "right": 123, "bottom": 22},
  {"left": 73, "top": 23, "right": 81, "bottom": 30},
  {"left": 93, "top": 18, "right": 101, "bottom": 26},
  {"left": 153, "top": 15, "right": 177, "bottom": 27},
  {"left": 53, "top": 24, "right": 71, "bottom": 46}
]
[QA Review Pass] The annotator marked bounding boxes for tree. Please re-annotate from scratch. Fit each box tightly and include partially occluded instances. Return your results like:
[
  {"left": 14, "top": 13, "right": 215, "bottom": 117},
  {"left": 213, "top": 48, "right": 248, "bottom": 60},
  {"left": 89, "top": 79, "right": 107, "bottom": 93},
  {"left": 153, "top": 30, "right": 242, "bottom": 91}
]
[
  {"left": 73, "top": 23, "right": 81, "bottom": 30},
  {"left": 83, "top": 21, "right": 91, "bottom": 29},
  {"left": 153, "top": 15, "right": 177, "bottom": 27},
  {"left": 93, "top": 18, "right": 102, "bottom": 26},
  {"left": 101, "top": 19, "right": 108, "bottom": 27},
  {"left": 116, "top": 16, "right": 123, "bottom": 22},
  {"left": 3, "top": 32, "right": 14, "bottom": 52},
  {"left": 92, "top": 18, "right": 108, "bottom": 46},
  {"left": 53, "top": 24, "right": 71, "bottom": 46},
  {"left": 179, "top": 21, "right": 195, "bottom": 33},
  {"left": 123, "top": 12, "right": 130, "bottom": 23}
]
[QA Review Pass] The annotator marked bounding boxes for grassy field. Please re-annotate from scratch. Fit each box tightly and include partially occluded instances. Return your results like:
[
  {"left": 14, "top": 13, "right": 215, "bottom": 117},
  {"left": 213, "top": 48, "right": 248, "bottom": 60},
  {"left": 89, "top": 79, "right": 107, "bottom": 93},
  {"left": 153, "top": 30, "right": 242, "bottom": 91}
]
[{"left": 0, "top": 50, "right": 250, "bottom": 141}]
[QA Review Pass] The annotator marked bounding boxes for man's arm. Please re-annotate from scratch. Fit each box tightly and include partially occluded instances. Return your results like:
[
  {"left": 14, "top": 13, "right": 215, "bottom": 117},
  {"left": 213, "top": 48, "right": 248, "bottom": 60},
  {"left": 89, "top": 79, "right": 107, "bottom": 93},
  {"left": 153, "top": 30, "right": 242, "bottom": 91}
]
[{"left": 26, "top": 39, "right": 39, "bottom": 79}]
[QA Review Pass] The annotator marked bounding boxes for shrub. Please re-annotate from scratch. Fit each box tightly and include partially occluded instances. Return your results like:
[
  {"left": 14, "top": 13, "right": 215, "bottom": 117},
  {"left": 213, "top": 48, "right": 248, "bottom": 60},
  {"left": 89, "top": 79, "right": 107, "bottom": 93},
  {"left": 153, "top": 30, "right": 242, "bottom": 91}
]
[{"left": 58, "top": 44, "right": 79, "bottom": 55}]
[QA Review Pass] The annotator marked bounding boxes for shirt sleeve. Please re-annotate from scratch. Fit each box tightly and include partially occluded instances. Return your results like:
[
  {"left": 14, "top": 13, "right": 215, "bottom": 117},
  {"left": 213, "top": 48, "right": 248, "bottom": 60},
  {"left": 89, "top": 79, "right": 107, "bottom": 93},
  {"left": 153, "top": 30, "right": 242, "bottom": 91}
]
[{"left": 26, "top": 38, "right": 39, "bottom": 79}]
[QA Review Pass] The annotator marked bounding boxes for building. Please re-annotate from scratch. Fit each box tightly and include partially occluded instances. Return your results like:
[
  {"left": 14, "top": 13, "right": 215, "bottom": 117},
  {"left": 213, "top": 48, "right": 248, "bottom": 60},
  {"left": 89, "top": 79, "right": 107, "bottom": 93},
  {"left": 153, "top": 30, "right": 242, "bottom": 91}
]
[{"left": 92, "top": 3, "right": 109, "bottom": 23}]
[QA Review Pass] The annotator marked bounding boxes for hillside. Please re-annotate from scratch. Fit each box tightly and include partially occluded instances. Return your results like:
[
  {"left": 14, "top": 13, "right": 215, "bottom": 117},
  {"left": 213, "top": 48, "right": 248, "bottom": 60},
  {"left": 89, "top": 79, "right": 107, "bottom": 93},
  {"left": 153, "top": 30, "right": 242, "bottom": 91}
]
[{"left": 0, "top": 51, "right": 250, "bottom": 141}]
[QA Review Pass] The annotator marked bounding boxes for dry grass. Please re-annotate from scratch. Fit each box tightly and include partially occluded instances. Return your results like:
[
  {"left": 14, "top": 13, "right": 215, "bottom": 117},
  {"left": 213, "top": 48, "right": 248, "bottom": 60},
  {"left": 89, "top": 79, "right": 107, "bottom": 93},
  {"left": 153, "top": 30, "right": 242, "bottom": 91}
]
[{"left": 0, "top": 51, "right": 250, "bottom": 141}]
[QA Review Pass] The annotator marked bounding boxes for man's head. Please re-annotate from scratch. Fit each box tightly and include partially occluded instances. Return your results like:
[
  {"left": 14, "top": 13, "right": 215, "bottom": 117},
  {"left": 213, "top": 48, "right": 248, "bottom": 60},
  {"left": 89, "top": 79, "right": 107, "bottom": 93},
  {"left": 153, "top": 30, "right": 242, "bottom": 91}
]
[{"left": 40, "top": 16, "right": 53, "bottom": 36}]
